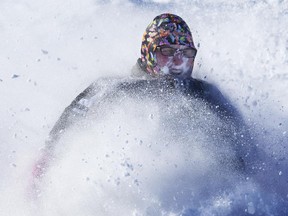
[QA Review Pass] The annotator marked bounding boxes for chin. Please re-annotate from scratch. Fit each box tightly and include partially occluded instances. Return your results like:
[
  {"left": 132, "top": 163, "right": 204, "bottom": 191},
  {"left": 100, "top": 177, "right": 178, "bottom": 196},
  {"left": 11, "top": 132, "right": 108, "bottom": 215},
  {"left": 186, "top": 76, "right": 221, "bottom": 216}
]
[
  {"left": 169, "top": 68, "right": 192, "bottom": 78},
  {"left": 172, "top": 72, "right": 192, "bottom": 79}
]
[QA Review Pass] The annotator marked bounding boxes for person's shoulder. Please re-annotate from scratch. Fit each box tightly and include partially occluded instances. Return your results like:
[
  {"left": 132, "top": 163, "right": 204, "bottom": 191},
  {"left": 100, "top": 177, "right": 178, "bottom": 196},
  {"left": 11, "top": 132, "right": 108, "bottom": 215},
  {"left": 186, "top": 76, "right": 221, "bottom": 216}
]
[
  {"left": 185, "top": 77, "right": 225, "bottom": 98},
  {"left": 80, "top": 75, "right": 154, "bottom": 100},
  {"left": 187, "top": 77, "right": 241, "bottom": 118},
  {"left": 186, "top": 78, "right": 217, "bottom": 91},
  {"left": 69, "top": 76, "right": 126, "bottom": 107},
  {"left": 180, "top": 77, "right": 210, "bottom": 95}
]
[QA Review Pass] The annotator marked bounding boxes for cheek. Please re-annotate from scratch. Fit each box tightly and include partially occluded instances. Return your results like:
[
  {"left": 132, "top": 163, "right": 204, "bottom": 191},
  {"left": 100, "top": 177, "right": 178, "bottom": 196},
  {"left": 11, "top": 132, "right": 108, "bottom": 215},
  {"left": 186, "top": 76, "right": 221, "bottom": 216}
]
[
  {"left": 175, "top": 58, "right": 195, "bottom": 76},
  {"left": 155, "top": 52, "right": 171, "bottom": 67},
  {"left": 183, "top": 58, "right": 195, "bottom": 69},
  {"left": 189, "top": 58, "right": 195, "bottom": 66}
]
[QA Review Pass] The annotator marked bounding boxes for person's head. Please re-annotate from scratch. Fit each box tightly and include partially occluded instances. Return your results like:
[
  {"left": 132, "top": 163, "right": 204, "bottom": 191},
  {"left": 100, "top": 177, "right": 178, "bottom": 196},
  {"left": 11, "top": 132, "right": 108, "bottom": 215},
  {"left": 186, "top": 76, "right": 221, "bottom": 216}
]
[{"left": 139, "top": 13, "right": 197, "bottom": 79}]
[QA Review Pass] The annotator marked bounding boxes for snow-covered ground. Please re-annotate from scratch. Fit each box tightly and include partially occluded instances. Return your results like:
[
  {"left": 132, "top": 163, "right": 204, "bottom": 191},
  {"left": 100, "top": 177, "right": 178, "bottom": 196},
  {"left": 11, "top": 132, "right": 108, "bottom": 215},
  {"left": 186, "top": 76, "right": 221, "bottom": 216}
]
[{"left": 0, "top": 0, "right": 288, "bottom": 215}]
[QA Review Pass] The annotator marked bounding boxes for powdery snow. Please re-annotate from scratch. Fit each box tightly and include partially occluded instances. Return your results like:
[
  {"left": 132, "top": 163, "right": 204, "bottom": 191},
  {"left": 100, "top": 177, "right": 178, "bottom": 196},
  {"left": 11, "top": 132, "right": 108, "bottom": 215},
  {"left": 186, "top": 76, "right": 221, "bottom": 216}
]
[{"left": 0, "top": 1, "right": 288, "bottom": 215}]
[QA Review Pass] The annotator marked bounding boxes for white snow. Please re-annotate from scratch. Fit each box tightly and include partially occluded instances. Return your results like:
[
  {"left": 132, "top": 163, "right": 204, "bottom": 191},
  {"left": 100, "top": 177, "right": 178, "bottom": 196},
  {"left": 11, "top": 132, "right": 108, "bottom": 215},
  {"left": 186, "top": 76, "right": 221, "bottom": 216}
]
[{"left": 0, "top": 0, "right": 288, "bottom": 215}]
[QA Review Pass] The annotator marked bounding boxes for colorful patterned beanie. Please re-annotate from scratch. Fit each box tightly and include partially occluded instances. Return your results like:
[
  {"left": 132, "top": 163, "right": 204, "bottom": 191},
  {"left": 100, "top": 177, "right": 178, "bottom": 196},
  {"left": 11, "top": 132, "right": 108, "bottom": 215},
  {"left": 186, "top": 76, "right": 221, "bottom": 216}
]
[{"left": 139, "top": 13, "right": 196, "bottom": 76}]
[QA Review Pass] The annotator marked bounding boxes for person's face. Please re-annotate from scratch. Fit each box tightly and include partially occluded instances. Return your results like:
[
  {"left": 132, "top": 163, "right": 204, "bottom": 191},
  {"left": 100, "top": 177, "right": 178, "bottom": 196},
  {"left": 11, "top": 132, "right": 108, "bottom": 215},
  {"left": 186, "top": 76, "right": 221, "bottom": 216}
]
[{"left": 155, "top": 44, "right": 196, "bottom": 79}]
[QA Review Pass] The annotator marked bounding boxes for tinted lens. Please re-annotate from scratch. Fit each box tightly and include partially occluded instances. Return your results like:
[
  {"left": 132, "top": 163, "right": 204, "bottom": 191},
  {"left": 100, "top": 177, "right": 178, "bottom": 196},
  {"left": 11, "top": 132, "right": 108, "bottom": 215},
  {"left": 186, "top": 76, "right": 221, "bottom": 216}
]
[
  {"left": 158, "top": 46, "right": 197, "bottom": 58},
  {"left": 160, "top": 47, "right": 176, "bottom": 56},
  {"left": 183, "top": 48, "right": 197, "bottom": 58}
]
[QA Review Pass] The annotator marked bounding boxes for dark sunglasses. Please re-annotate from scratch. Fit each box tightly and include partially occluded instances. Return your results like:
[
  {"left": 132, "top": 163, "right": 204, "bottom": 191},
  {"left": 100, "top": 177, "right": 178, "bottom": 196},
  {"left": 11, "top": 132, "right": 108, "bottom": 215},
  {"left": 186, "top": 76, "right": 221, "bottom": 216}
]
[{"left": 157, "top": 46, "right": 197, "bottom": 58}]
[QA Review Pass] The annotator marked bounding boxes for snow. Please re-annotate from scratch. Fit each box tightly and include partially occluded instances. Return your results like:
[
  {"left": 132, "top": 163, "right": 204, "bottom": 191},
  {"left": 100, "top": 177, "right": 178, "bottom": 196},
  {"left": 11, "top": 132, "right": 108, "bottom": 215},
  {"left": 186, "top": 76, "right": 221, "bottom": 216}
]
[{"left": 0, "top": 0, "right": 288, "bottom": 215}]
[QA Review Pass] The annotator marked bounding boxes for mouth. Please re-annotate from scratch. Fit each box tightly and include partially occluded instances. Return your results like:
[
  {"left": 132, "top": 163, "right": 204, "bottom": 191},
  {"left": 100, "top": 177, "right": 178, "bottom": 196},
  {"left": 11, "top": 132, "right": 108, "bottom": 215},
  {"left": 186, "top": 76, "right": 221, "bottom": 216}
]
[{"left": 170, "top": 69, "right": 182, "bottom": 74}]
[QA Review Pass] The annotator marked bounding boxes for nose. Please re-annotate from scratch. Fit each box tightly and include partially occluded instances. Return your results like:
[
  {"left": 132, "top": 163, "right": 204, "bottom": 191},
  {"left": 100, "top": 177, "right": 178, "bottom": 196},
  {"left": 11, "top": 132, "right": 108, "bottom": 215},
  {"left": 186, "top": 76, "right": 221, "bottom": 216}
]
[{"left": 173, "top": 52, "right": 183, "bottom": 65}]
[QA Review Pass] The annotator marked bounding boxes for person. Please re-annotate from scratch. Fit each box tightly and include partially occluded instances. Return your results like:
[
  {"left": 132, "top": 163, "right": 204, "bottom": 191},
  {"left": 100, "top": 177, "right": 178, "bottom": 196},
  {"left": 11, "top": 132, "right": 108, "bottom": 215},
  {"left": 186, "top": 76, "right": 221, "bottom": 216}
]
[
  {"left": 30, "top": 13, "right": 250, "bottom": 195},
  {"left": 47, "top": 13, "right": 241, "bottom": 136}
]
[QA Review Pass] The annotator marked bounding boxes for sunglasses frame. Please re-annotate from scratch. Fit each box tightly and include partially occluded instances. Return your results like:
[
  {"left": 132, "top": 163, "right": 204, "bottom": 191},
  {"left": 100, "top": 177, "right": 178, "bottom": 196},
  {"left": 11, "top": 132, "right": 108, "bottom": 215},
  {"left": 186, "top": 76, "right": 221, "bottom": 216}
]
[{"left": 156, "top": 46, "right": 197, "bottom": 58}]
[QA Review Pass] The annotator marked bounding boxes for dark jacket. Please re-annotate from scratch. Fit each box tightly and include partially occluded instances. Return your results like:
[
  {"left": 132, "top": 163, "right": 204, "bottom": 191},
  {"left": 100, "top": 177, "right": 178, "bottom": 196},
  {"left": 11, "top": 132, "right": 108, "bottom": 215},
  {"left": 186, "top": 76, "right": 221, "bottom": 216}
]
[
  {"left": 49, "top": 65, "right": 242, "bottom": 142},
  {"left": 42, "top": 62, "right": 253, "bottom": 172},
  {"left": 31, "top": 62, "right": 258, "bottom": 189}
]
